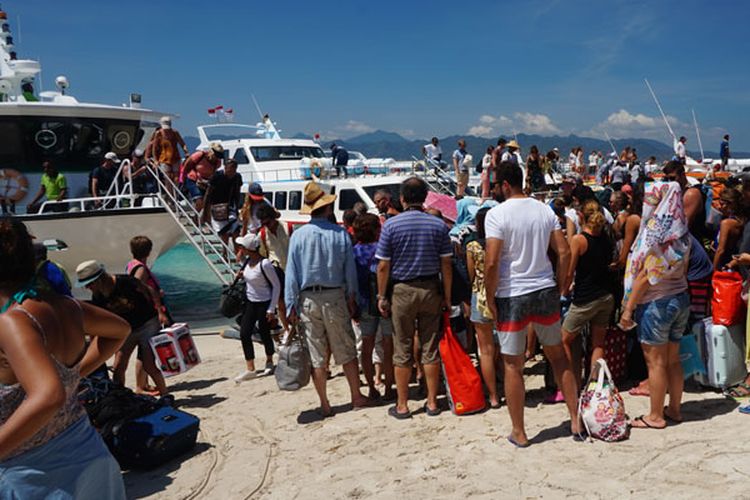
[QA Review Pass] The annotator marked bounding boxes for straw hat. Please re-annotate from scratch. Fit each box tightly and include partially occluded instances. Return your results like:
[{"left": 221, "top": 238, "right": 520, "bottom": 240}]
[
  {"left": 506, "top": 140, "right": 521, "bottom": 150},
  {"left": 300, "top": 181, "right": 336, "bottom": 215},
  {"left": 75, "top": 260, "right": 105, "bottom": 287}
]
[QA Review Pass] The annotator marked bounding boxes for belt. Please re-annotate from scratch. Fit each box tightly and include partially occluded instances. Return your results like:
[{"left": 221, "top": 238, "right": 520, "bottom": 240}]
[
  {"left": 301, "top": 285, "right": 341, "bottom": 292},
  {"left": 392, "top": 274, "right": 440, "bottom": 285}
]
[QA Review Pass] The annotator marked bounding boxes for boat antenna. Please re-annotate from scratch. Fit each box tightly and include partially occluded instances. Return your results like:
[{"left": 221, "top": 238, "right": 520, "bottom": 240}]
[
  {"left": 251, "top": 94, "right": 264, "bottom": 120},
  {"left": 16, "top": 14, "right": 21, "bottom": 46},
  {"left": 691, "top": 108, "right": 705, "bottom": 162},
  {"left": 603, "top": 130, "right": 618, "bottom": 156},
  {"left": 644, "top": 78, "right": 676, "bottom": 142}
]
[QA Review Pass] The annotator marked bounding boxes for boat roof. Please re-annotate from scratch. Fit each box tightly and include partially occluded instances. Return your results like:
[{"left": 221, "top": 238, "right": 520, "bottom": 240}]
[{"left": 0, "top": 100, "right": 167, "bottom": 121}]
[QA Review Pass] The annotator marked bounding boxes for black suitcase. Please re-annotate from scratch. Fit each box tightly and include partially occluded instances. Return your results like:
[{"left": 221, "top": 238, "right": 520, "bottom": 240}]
[{"left": 112, "top": 406, "right": 200, "bottom": 469}]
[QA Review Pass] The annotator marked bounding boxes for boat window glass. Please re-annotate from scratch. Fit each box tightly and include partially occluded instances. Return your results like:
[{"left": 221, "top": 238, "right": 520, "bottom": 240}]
[
  {"left": 233, "top": 148, "right": 250, "bottom": 164},
  {"left": 249, "top": 146, "right": 325, "bottom": 162},
  {"left": 0, "top": 121, "right": 25, "bottom": 166},
  {"left": 362, "top": 184, "right": 401, "bottom": 204},
  {"left": 263, "top": 192, "right": 273, "bottom": 203},
  {"left": 288, "top": 190, "right": 302, "bottom": 210},
  {"left": 338, "top": 189, "right": 363, "bottom": 210},
  {"left": 274, "top": 191, "right": 287, "bottom": 210}
]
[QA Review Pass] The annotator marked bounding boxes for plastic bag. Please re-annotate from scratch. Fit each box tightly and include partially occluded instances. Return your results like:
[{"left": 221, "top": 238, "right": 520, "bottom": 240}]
[
  {"left": 712, "top": 271, "right": 745, "bottom": 326},
  {"left": 578, "top": 358, "right": 629, "bottom": 442},
  {"left": 679, "top": 333, "right": 706, "bottom": 379}
]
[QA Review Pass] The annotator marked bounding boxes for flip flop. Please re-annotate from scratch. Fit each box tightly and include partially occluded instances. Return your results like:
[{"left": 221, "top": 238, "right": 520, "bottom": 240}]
[
  {"left": 630, "top": 415, "right": 666, "bottom": 430},
  {"left": 316, "top": 407, "right": 335, "bottom": 419},
  {"left": 388, "top": 405, "right": 412, "bottom": 420},
  {"left": 423, "top": 402, "right": 441, "bottom": 417},
  {"left": 628, "top": 386, "right": 650, "bottom": 397},
  {"left": 507, "top": 435, "right": 530, "bottom": 448},
  {"left": 724, "top": 382, "right": 750, "bottom": 400}
]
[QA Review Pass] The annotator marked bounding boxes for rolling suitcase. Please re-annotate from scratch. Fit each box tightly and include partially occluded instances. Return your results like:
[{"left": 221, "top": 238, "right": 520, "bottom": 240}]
[
  {"left": 694, "top": 318, "right": 747, "bottom": 389},
  {"left": 112, "top": 406, "right": 200, "bottom": 469}
]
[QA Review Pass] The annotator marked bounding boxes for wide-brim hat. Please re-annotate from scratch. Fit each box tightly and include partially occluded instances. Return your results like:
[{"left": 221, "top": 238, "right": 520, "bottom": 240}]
[
  {"left": 300, "top": 181, "right": 336, "bottom": 215},
  {"left": 75, "top": 260, "right": 105, "bottom": 287},
  {"left": 506, "top": 140, "right": 521, "bottom": 150}
]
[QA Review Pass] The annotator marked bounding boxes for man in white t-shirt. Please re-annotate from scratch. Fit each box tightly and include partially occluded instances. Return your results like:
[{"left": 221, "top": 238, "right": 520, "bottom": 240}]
[
  {"left": 422, "top": 137, "right": 444, "bottom": 170},
  {"left": 484, "top": 161, "right": 582, "bottom": 447},
  {"left": 675, "top": 136, "right": 687, "bottom": 164}
]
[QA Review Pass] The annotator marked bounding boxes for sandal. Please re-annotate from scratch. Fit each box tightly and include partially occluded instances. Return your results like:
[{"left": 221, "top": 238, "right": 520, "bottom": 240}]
[
  {"left": 630, "top": 415, "right": 666, "bottom": 430},
  {"left": 507, "top": 435, "right": 530, "bottom": 448},
  {"left": 724, "top": 382, "right": 750, "bottom": 399},
  {"left": 388, "top": 405, "right": 412, "bottom": 420},
  {"left": 423, "top": 402, "right": 441, "bottom": 417}
]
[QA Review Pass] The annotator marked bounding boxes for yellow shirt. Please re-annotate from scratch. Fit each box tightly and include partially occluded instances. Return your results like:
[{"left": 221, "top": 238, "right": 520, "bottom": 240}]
[{"left": 260, "top": 224, "right": 289, "bottom": 269}]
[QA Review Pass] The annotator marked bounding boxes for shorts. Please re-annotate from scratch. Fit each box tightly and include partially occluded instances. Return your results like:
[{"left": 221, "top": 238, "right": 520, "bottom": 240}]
[
  {"left": 359, "top": 312, "right": 393, "bottom": 338},
  {"left": 298, "top": 288, "right": 357, "bottom": 368},
  {"left": 159, "top": 162, "right": 180, "bottom": 176},
  {"left": 635, "top": 292, "right": 690, "bottom": 345},
  {"left": 562, "top": 293, "right": 614, "bottom": 333},
  {"left": 183, "top": 178, "right": 205, "bottom": 201},
  {"left": 470, "top": 292, "right": 493, "bottom": 324},
  {"left": 121, "top": 317, "right": 160, "bottom": 360},
  {"left": 457, "top": 171, "right": 469, "bottom": 186},
  {"left": 494, "top": 286, "right": 562, "bottom": 356},
  {"left": 211, "top": 216, "right": 239, "bottom": 236},
  {"left": 391, "top": 279, "right": 443, "bottom": 366}
]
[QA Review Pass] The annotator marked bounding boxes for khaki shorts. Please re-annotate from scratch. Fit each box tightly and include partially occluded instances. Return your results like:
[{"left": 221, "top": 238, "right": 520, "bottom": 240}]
[
  {"left": 457, "top": 171, "right": 469, "bottom": 186},
  {"left": 298, "top": 288, "right": 357, "bottom": 369},
  {"left": 159, "top": 162, "right": 180, "bottom": 176},
  {"left": 562, "top": 294, "right": 614, "bottom": 334},
  {"left": 391, "top": 279, "right": 443, "bottom": 366}
]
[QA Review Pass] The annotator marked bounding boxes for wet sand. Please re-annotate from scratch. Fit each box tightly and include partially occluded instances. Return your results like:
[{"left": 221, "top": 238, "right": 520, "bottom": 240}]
[{"left": 124, "top": 333, "right": 747, "bottom": 499}]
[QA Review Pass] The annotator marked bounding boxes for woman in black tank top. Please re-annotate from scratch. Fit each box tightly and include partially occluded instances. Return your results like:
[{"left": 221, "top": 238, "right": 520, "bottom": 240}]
[{"left": 561, "top": 201, "right": 615, "bottom": 387}]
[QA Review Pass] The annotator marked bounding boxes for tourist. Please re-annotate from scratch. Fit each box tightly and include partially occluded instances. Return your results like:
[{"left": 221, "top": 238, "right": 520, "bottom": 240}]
[
  {"left": 126, "top": 149, "right": 158, "bottom": 201},
  {"left": 257, "top": 202, "right": 290, "bottom": 333},
  {"left": 484, "top": 162, "right": 581, "bottom": 446},
  {"left": 452, "top": 139, "right": 470, "bottom": 198},
  {"left": 240, "top": 182, "right": 270, "bottom": 236},
  {"left": 77, "top": 260, "right": 170, "bottom": 398},
  {"left": 720, "top": 134, "right": 731, "bottom": 170},
  {"left": 27, "top": 161, "right": 67, "bottom": 213},
  {"left": 610, "top": 190, "right": 643, "bottom": 271},
  {"left": 0, "top": 217, "right": 128, "bottom": 498},
  {"left": 202, "top": 158, "right": 243, "bottom": 250},
  {"left": 609, "top": 161, "right": 628, "bottom": 191},
  {"left": 481, "top": 146, "right": 494, "bottom": 198},
  {"left": 373, "top": 188, "right": 400, "bottom": 221},
  {"left": 465, "top": 207, "right": 500, "bottom": 408},
  {"left": 561, "top": 200, "right": 615, "bottom": 386},
  {"left": 33, "top": 242, "right": 72, "bottom": 296},
  {"left": 285, "top": 182, "right": 371, "bottom": 416},
  {"left": 675, "top": 136, "right": 687, "bottom": 164},
  {"left": 503, "top": 140, "right": 520, "bottom": 165},
  {"left": 644, "top": 156, "right": 658, "bottom": 177},
  {"left": 146, "top": 116, "right": 189, "bottom": 187},
  {"left": 182, "top": 142, "right": 224, "bottom": 211},
  {"left": 91, "top": 152, "right": 120, "bottom": 204},
  {"left": 492, "top": 138, "right": 507, "bottom": 167},
  {"left": 352, "top": 213, "right": 395, "bottom": 400},
  {"left": 330, "top": 143, "right": 349, "bottom": 178},
  {"left": 376, "top": 177, "right": 453, "bottom": 419},
  {"left": 713, "top": 187, "right": 746, "bottom": 270},
  {"left": 526, "top": 145, "right": 545, "bottom": 193},
  {"left": 663, "top": 161, "right": 708, "bottom": 245},
  {"left": 619, "top": 181, "right": 690, "bottom": 429},
  {"left": 422, "top": 136, "right": 443, "bottom": 168},
  {"left": 234, "top": 233, "right": 281, "bottom": 382},
  {"left": 343, "top": 209, "right": 357, "bottom": 239}
]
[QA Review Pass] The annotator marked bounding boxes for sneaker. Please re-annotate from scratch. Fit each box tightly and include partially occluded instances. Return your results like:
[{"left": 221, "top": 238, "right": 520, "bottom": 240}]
[
  {"left": 234, "top": 370, "right": 258, "bottom": 384},
  {"left": 262, "top": 362, "right": 275, "bottom": 376}
]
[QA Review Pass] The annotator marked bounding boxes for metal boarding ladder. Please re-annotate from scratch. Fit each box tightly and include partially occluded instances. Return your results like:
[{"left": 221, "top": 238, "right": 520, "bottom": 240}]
[
  {"left": 413, "top": 156, "right": 458, "bottom": 196},
  {"left": 102, "top": 161, "right": 239, "bottom": 286}
]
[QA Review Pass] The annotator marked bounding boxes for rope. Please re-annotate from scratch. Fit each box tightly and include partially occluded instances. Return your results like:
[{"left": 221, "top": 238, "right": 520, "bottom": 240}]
[
  {"left": 243, "top": 442, "right": 275, "bottom": 500},
  {"left": 180, "top": 427, "right": 219, "bottom": 500}
]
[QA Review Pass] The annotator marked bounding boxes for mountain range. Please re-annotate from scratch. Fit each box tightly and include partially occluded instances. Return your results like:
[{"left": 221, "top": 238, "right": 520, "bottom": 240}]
[{"left": 184, "top": 130, "right": 745, "bottom": 163}]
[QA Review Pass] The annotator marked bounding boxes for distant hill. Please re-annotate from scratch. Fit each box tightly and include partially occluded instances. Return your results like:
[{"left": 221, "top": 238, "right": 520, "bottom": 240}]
[{"left": 183, "top": 131, "right": 746, "bottom": 163}]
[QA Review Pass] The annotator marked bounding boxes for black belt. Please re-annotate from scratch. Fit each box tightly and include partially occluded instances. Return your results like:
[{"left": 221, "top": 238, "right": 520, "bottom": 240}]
[
  {"left": 392, "top": 274, "right": 439, "bottom": 285},
  {"left": 301, "top": 285, "right": 341, "bottom": 292}
]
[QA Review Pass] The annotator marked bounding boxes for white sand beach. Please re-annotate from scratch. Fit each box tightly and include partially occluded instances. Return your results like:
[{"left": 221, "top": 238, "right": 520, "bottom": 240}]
[{"left": 124, "top": 332, "right": 747, "bottom": 499}]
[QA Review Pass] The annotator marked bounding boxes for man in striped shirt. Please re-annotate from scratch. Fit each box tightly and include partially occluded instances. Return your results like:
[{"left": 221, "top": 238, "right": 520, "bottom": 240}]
[{"left": 376, "top": 177, "right": 453, "bottom": 419}]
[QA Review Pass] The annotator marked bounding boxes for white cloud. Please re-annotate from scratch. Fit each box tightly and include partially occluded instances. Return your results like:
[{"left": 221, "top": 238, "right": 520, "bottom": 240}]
[
  {"left": 343, "top": 120, "right": 375, "bottom": 134},
  {"left": 587, "top": 108, "right": 688, "bottom": 141},
  {"left": 466, "top": 112, "right": 559, "bottom": 137}
]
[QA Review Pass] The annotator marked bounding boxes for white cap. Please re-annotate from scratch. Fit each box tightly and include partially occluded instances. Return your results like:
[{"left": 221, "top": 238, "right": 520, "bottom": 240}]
[
  {"left": 104, "top": 152, "right": 121, "bottom": 163},
  {"left": 159, "top": 116, "right": 172, "bottom": 128},
  {"left": 235, "top": 233, "right": 262, "bottom": 251},
  {"left": 133, "top": 149, "right": 144, "bottom": 157}
]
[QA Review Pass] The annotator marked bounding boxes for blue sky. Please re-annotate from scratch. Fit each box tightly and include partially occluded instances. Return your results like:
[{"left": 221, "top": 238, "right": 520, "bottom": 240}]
[{"left": 9, "top": 0, "right": 750, "bottom": 150}]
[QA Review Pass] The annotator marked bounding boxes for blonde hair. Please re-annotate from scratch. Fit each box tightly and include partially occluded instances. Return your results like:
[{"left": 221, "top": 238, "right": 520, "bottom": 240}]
[{"left": 582, "top": 200, "right": 606, "bottom": 234}]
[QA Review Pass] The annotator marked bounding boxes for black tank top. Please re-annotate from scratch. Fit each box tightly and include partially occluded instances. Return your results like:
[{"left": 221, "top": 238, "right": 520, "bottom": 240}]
[{"left": 573, "top": 232, "right": 613, "bottom": 305}]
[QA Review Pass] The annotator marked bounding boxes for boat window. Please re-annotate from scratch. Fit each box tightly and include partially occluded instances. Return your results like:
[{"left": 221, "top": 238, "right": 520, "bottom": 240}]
[
  {"left": 263, "top": 192, "right": 273, "bottom": 202},
  {"left": 249, "top": 146, "right": 326, "bottom": 162},
  {"left": 233, "top": 148, "right": 250, "bottom": 164},
  {"left": 338, "top": 189, "right": 364, "bottom": 210},
  {"left": 0, "top": 121, "right": 25, "bottom": 166},
  {"left": 363, "top": 184, "right": 401, "bottom": 203},
  {"left": 274, "top": 191, "right": 287, "bottom": 210},
  {"left": 288, "top": 190, "right": 302, "bottom": 210}
]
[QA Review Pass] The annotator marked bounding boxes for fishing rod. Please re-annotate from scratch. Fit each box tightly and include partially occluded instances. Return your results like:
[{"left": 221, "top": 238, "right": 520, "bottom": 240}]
[
  {"left": 251, "top": 94, "right": 264, "bottom": 120},
  {"left": 644, "top": 78, "right": 676, "bottom": 142},
  {"left": 603, "top": 130, "right": 618, "bottom": 156},
  {"left": 691, "top": 108, "right": 705, "bottom": 162}
]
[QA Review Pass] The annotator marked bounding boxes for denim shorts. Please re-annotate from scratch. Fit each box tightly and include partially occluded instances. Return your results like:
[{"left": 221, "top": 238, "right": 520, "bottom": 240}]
[
  {"left": 470, "top": 293, "right": 493, "bottom": 324},
  {"left": 358, "top": 312, "right": 393, "bottom": 337},
  {"left": 635, "top": 292, "right": 690, "bottom": 345},
  {"left": 183, "top": 178, "right": 204, "bottom": 201}
]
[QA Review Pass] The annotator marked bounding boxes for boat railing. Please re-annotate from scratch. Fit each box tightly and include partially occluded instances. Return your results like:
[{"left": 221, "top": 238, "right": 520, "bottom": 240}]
[{"left": 238, "top": 160, "right": 420, "bottom": 184}]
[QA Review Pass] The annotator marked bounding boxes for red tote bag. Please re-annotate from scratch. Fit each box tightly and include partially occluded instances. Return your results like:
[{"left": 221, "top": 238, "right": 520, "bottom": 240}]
[
  {"left": 439, "top": 313, "right": 486, "bottom": 415},
  {"left": 712, "top": 271, "right": 745, "bottom": 326}
]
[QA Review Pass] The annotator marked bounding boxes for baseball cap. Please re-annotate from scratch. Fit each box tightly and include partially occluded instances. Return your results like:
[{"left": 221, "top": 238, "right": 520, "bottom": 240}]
[
  {"left": 248, "top": 182, "right": 265, "bottom": 202},
  {"left": 235, "top": 233, "right": 262, "bottom": 251},
  {"left": 104, "top": 152, "right": 121, "bottom": 163}
]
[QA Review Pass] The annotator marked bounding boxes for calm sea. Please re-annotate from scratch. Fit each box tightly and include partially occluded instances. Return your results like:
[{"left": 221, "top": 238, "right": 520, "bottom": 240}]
[{"left": 152, "top": 243, "right": 226, "bottom": 329}]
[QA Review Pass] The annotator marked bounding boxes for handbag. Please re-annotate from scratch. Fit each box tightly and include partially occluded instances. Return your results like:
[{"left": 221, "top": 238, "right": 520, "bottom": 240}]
[
  {"left": 275, "top": 324, "right": 311, "bottom": 391},
  {"left": 210, "top": 202, "right": 229, "bottom": 221},
  {"left": 578, "top": 358, "right": 629, "bottom": 442},
  {"left": 439, "top": 313, "right": 486, "bottom": 415},
  {"left": 219, "top": 259, "right": 250, "bottom": 318},
  {"left": 712, "top": 270, "right": 745, "bottom": 326}
]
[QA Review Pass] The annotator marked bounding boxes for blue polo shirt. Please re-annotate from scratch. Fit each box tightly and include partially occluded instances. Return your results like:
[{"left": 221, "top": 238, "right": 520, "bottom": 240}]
[{"left": 376, "top": 209, "right": 453, "bottom": 281}]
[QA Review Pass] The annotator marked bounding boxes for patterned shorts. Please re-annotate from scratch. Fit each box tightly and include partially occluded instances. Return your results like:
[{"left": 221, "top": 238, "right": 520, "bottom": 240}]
[{"left": 495, "top": 286, "right": 561, "bottom": 333}]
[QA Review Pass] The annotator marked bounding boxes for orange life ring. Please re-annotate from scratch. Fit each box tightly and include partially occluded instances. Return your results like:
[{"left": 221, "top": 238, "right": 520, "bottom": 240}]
[{"left": 0, "top": 169, "right": 30, "bottom": 202}]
